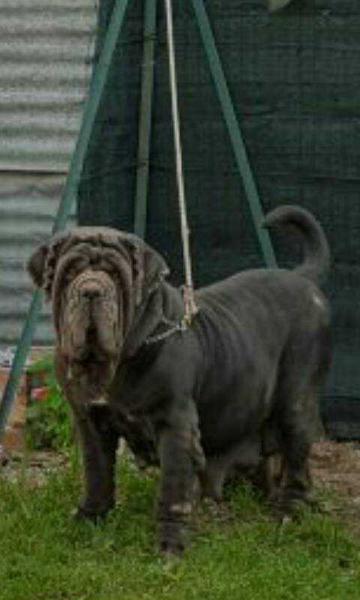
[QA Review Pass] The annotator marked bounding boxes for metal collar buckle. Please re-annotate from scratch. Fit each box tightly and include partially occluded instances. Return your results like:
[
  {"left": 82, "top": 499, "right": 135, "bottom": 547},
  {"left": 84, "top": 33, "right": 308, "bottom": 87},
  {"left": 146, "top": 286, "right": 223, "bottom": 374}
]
[{"left": 144, "top": 317, "right": 188, "bottom": 346}]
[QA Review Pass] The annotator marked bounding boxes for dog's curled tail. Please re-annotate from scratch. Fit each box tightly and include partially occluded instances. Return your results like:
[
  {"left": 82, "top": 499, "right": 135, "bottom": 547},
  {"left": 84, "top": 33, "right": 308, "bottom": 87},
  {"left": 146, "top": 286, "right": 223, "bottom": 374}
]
[{"left": 263, "top": 205, "right": 330, "bottom": 282}]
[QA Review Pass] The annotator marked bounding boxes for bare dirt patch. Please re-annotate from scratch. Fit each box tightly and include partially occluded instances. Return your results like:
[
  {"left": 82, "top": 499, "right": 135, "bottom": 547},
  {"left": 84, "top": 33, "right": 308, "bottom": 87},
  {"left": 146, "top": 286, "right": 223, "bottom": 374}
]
[
  {"left": 0, "top": 450, "right": 68, "bottom": 487},
  {"left": 1, "top": 441, "right": 360, "bottom": 528},
  {"left": 311, "top": 440, "right": 360, "bottom": 531}
]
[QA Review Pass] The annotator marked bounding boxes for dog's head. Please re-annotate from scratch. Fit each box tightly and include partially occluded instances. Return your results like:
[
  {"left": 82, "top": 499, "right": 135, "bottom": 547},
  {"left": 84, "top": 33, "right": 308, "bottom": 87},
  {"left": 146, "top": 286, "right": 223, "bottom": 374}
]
[{"left": 28, "top": 227, "right": 169, "bottom": 389}]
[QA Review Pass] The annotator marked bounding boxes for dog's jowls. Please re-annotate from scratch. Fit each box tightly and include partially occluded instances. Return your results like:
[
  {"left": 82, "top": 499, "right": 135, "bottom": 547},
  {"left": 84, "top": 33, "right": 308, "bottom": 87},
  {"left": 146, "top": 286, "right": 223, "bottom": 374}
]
[{"left": 27, "top": 206, "right": 331, "bottom": 556}]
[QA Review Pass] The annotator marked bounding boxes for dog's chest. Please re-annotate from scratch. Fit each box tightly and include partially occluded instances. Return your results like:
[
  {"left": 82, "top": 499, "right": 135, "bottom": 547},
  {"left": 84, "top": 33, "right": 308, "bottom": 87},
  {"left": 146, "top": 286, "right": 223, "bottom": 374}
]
[
  {"left": 114, "top": 406, "right": 158, "bottom": 465},
  {"left": 107, "top": 358, "right": 164, "bottom": 419},
  {"left": 105, "top": 373, "right": 159, "bottom": 466}
]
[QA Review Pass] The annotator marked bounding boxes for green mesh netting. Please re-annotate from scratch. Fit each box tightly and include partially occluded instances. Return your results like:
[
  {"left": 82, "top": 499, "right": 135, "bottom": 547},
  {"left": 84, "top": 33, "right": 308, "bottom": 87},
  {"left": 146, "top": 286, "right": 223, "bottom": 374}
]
[{"left": 78, "top": 0, "right": 360, "bottom": 439}]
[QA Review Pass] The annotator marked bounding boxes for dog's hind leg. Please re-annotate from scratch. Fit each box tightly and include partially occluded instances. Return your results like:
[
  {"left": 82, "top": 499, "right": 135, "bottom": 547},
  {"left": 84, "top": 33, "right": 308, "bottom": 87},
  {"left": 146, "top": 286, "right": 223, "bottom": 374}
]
[
  {"left": 204, "top": 438, "right": 263, "bottom": 500},
  {"left": 277, "top": 408, "right": 312, "bottom": 514},
  {"left": 250, "top": 452, "right": 284, "bottom": 501},
  {"left": 275, "top": 334, "right": 330, "bottom": 516}
]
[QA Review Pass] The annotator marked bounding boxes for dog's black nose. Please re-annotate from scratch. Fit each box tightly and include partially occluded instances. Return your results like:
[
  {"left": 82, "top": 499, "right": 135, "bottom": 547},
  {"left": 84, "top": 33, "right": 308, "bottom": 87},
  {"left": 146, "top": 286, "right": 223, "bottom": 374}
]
[{"left": 82, "top": 285, "right": 101, "bottom": 299}]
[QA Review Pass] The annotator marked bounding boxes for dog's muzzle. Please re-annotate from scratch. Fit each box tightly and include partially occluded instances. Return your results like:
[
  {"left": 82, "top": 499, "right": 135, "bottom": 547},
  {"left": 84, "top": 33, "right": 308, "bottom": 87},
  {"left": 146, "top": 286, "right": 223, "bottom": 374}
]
[{"left": 60, "top": 269, "right": 121, "bottom": 362}]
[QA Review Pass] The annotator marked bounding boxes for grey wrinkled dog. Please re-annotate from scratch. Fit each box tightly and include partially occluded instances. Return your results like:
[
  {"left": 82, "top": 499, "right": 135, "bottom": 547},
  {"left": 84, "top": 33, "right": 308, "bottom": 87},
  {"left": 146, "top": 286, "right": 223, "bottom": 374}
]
[{"left": 27, "top": 205, "right": 331, "bottom": 555}]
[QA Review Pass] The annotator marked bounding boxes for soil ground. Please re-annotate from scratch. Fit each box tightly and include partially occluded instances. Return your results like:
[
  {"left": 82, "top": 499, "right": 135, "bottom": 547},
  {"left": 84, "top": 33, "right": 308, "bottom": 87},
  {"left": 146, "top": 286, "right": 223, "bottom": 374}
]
[
  {"left": 310, "top": 440, "right": 360, "bottom": 532},
  {"left": 2, "top": 440, "right": 360, "bottom": 528}
]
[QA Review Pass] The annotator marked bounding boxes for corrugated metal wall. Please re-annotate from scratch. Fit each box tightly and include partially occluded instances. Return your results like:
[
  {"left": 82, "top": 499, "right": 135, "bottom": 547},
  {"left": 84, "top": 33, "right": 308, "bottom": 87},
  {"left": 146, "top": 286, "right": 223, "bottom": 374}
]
[{"left": 0, "top": 0, "right": 97, "bottom": 348}]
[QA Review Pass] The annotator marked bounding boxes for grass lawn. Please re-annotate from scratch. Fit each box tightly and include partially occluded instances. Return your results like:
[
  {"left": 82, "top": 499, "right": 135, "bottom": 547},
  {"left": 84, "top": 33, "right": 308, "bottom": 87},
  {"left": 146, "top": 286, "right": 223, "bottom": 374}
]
[{"left": 1, "top": 455, "right": 359, "bottom": 600}]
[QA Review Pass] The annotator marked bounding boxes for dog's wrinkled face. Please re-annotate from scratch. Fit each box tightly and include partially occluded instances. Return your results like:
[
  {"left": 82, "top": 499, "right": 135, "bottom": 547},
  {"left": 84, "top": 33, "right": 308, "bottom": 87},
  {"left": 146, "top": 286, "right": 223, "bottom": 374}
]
[
  {"left": 28, "top": 227, "right": 169, "bottom": 399},
  {"left": 60, "top": 267, "right": 120, "bottom": 362},
  {"left": 49, "top": 237, "right": 134, "bottom": 363}
]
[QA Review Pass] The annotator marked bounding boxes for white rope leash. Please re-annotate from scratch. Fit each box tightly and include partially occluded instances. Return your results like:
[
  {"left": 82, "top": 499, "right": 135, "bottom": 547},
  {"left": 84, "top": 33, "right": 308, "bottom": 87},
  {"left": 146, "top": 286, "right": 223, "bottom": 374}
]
[{"left": 164, "top": 0, "right": 198, "bottom": 323}]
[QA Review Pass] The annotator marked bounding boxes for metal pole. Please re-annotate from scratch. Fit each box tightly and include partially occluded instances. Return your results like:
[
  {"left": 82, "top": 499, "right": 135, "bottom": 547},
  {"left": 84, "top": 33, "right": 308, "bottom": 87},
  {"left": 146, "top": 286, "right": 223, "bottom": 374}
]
[
  {"left": 53, "top": 0, "right": 131, "bottom": 234},
  {"left": 191, "top": 0, "right": 277, "bottom": 268},
  {"left": 134, "top": 0, "right": 157, "bottom": 239},
  {"left": 0, "top": 0, "right": 131, "bottom": 440}
]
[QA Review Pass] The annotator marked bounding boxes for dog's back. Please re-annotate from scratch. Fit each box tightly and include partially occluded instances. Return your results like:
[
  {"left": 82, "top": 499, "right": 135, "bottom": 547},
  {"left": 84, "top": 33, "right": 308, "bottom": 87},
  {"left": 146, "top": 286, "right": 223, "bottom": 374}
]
[{"left": 194, "top": 204, "right": 331, "bottom": 413}]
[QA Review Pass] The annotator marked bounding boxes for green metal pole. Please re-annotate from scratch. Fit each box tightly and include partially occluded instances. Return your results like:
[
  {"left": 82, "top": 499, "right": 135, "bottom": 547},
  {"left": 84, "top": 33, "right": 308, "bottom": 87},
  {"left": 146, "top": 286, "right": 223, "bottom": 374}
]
[
  {"left": 134, "top": 0, "right": 157, "bottom": 239},
  {"left": 0, "top": 0, "right": 131, "bottom": 441},
  {"left": 54, "top": 0, "right": 131, "bottom": 234},
  {"left": 191, "top": 0, "right": 277, "bottom": 268}
]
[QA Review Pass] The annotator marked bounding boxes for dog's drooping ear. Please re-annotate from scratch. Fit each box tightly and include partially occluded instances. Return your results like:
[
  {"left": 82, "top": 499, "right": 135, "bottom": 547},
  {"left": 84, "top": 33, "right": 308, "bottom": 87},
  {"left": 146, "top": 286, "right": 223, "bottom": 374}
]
[
  {"left": 27, "top": 244, "right": 49, "bottom": 288},
  {"left": 27, "top": 232, "right": 70, "bottom": 297},
  {"left": 142, "top": 245, "right": 170, "bottom": 293},
  {"left": 122, "top": 236, "right": 169, "bottom": 307}
]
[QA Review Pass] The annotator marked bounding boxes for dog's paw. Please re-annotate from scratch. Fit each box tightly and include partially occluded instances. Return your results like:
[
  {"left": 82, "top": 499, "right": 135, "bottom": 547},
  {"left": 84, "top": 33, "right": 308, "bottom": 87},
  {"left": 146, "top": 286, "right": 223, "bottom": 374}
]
[
  {"left": 159, "top": 521, "right": 187, "bottom": 558},
  {"left": 272, "top": 492, "right": 319, "bottom": 524},
  {"left": 160, "top": 539, "right": 185, "bottom": 559}
]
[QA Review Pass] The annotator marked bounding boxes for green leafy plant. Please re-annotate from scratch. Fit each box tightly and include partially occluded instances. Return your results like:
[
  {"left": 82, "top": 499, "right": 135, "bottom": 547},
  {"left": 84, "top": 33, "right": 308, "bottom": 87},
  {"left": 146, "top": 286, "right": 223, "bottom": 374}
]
[{"left": 26, "top": 355, "right": 73, "bottom": 451}]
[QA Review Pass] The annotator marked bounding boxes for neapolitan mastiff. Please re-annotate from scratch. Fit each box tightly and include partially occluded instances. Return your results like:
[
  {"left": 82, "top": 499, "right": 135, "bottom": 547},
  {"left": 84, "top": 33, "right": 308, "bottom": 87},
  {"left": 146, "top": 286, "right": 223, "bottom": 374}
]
[{"left": 28, "top": 205, "right": 331, "bottom": 555}]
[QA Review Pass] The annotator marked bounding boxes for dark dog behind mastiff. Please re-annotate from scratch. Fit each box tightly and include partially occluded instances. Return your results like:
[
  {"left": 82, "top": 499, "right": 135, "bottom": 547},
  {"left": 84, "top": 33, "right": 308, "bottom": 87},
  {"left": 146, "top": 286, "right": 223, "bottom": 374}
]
[{"left": 27, "top": 205, "right": 331, "bottom": 555}]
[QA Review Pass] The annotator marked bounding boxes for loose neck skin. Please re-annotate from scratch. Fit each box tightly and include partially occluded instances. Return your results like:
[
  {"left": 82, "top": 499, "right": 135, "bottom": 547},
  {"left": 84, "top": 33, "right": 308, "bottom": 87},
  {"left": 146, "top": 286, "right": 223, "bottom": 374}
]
[{"left": 122, "top": 280, "right": 185, "bottom": 360}]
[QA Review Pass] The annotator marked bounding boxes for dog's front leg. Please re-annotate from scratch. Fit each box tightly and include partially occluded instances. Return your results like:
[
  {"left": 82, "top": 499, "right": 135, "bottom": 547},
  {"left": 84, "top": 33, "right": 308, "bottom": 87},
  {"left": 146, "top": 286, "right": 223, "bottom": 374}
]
[
  {"left": 73, "top": 406, "right": 119, "bottom": 522},
  {"left": 157, "top": 405, "right": 205, "bottom": 556}
]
